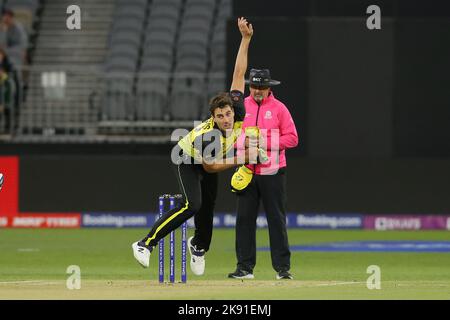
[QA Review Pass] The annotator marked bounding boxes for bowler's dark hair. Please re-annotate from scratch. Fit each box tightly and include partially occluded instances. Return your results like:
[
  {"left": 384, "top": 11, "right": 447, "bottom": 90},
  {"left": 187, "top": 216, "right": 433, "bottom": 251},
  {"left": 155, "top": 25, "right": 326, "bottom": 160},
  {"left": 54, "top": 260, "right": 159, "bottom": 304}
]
[{"left": 209, "top": 92, "right": 234, "bottom": 116}]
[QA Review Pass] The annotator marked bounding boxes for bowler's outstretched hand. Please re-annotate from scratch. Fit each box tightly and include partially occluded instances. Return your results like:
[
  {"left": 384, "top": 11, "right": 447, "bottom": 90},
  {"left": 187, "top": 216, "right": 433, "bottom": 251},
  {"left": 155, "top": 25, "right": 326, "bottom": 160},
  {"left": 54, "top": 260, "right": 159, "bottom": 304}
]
[{"left": 238, "top": 17, "right": 253, "bottom": 39}]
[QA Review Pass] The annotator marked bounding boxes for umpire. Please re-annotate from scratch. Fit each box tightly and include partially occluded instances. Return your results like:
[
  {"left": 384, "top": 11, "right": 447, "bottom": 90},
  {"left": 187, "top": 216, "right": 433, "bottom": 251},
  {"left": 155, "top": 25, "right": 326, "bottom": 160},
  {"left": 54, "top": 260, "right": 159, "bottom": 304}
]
[{"left": 228, "top": 69, "right": 299, "bottom": 280}]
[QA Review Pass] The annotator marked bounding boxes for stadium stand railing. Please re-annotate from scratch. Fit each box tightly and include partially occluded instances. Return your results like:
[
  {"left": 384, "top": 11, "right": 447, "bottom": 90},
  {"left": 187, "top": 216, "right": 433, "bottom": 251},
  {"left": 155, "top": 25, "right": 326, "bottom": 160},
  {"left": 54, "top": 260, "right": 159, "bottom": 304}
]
[{"left": 6, "top": 65, "right": 227, "bottom": 143}]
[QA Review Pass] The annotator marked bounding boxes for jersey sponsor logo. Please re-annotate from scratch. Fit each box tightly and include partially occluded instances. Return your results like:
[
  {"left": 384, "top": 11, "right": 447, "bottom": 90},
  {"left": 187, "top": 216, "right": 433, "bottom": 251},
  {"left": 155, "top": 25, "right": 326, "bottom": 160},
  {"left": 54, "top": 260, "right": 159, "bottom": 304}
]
[{"left": 264, "top": 110, "right": 272, "bottom": 119}]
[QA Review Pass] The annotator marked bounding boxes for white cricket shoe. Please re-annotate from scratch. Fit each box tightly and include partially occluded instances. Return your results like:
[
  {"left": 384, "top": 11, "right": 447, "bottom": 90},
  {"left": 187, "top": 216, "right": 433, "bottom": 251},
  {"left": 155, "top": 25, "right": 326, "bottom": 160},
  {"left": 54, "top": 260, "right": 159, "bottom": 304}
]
[
  {"left": 188, "top": 236, "right": 205, "bottom": 275},
  {"left": 132, "top": 241, "right": 151, "bottom": 268}
]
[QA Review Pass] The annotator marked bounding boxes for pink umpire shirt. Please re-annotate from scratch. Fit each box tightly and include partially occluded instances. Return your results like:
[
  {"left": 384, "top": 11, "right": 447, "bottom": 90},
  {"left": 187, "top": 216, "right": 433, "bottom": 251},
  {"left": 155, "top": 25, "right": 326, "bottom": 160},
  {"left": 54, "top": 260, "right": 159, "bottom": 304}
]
[{"left": 237, "top": 92, "right": 299, "bottom": 175}]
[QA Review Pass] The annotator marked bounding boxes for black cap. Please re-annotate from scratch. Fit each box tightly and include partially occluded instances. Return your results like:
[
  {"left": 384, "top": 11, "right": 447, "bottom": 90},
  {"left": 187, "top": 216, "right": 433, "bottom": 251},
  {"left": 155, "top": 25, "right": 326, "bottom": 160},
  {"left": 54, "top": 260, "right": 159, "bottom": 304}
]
[{"left": 245, "top": 68, "right": 281, "bottom": 87}]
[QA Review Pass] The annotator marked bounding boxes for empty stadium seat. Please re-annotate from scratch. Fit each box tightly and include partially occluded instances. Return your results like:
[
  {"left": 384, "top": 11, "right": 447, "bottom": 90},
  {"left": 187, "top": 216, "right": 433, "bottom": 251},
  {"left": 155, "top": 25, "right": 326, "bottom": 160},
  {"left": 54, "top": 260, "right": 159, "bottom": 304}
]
[
  {"left": 147, "top": 18, "right": 178, "bottom": 35},
  {"left": 181, "top": 19, "right": 211, "bottom": 35},
  {"left": 142, "top": 29, "right": 176, "bottom": 72},
  {"left": 140, "top": 57, "right": 172, "bottom": 73},
  {"left": 183, "top": 6, "right": 214, "bottom": 22},
  {"left": 152, "top": 0, "right": 183, "bottom": 7},
  {"left": 145, "top": 42, "right": 172, "bottom": 58},
  {"left": 219, "top": 0, "right": 232, "bottom": 18},
  {"left": 101, "top": 75, "right": 134, "bottom": 121},
  {"left": 111, "top": 18, "right": 143, "bottom": 34},
  {"left": 177, "top": 40, "right": 208, "bottom": 63},
  {"left": 113, "top": 6, "right": 146, "bottom": 22},
  {"left": 186, "top": 0, "right": 215, "bottom": 11},
  {"left": 109, "top": 44, "right": 139, "bottom": 61},
  {"left": 115, "top": 0, "right": 147, "bottom": 7},
  {"left": 176, "top": 57, "right": 207, "bottom": 73},
  {"left": 135, "top": 75, "right": 170, "bottom": 120},
  {"left": 170, "top": 76, "right": 206, "bottom": 120},
  {"left": 145, "top": 30, "right": 177, "bottom": 47},
  {"left": 109, "top": 32, "right": 141, "bottom": 50},
  {"left": 150, "top": 6, "right": 180, "bottom": 22}
]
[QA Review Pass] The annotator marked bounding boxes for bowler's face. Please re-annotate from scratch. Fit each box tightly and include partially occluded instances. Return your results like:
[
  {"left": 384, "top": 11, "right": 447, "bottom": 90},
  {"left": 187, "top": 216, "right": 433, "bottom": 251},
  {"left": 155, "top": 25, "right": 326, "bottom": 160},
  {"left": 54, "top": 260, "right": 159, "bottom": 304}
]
[
  {"left": 213, "top": 106, "right": 235, "bottom": 131},
  {"left": 250, "top": 85, "right": 270, "bottom": 103}
]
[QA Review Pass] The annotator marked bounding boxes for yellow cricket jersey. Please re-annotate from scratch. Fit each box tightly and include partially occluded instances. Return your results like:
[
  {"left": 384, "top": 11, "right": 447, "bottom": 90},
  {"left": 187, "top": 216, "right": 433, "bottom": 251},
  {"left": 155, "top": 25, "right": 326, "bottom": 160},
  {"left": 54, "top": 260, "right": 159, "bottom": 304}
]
[{"left": 178, "top": 90, "right": 245, "bottom": 163}]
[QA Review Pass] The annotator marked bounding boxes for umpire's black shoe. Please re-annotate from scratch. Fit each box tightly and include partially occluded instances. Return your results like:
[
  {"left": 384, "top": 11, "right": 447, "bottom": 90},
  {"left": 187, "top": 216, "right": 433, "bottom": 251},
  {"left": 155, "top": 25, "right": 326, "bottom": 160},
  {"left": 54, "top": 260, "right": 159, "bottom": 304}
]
[
  {"left": 276, "top": 270, "right": 293, "bottom": 280},
  {"left": 228, "top": 269, "right": 254, "bottom": 279}
]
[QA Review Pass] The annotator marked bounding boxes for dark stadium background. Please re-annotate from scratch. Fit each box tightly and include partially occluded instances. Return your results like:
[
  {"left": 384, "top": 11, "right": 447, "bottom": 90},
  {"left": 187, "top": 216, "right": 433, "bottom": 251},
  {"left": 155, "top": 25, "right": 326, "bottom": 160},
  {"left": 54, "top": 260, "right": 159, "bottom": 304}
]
[{"left": 0, "top": 0, "right": 449, "bottom": 215}]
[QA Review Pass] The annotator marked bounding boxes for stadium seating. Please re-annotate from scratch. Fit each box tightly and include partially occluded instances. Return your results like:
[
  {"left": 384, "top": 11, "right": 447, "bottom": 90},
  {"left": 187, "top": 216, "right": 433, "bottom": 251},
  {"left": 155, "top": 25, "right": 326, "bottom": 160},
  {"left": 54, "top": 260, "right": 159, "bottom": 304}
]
[
  {"left": 12, "top": 0, "right": 233, "bottom": 140},
  {"left": 134, "top": 0, "right": 179, "bottom": 121},
  {"left": 102, "top": 0, "right": 146, "bottom": 120},
  {"left": 135, "top": 74, "right": 170, "bottom": 121},
  {"left": 101, "top": 75, "right": 134, "bottom": 121},
  {"left": 166, "top": 0, "right": 218, "bottom": 120},
  {"left": 170, "top": 76, "right": 206, "bottom": 120},
  {"left": 211, "top": 19, "right": 227, "bottom": 72},
  {"left": 219, "top": 0, "right": 232, "bottom": 18}
]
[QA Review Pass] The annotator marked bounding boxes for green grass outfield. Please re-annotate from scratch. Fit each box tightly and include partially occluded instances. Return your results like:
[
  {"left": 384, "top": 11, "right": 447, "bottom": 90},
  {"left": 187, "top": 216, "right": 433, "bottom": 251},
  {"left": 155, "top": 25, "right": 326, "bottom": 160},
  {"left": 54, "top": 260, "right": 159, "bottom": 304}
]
[{"left": 0, "top": 228, "right": 449, "bottom": 299}]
